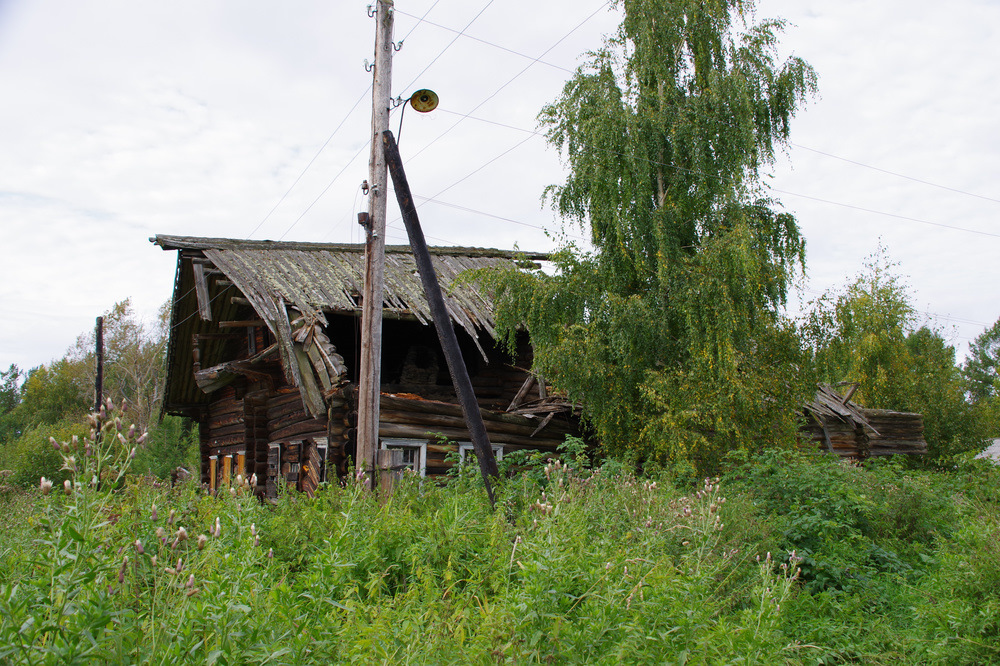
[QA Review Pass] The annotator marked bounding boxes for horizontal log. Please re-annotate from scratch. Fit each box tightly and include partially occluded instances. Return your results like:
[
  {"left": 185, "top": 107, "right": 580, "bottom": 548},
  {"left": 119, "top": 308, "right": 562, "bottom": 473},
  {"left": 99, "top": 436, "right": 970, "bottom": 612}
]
[
  {"left": 207, "top": 422, "right": 245, "bottom": 440},
  {"left": 379, "top": 394, "right": 567, "bottom": 430},
  {"left": 270, "top": 420, "right": 328, "bottom": 442},
  {"left": 378, "top": 408, "right": 571, "bottom": 439},
  {"left": 377, "top": 423, "right": 565, "bottom": 450}
]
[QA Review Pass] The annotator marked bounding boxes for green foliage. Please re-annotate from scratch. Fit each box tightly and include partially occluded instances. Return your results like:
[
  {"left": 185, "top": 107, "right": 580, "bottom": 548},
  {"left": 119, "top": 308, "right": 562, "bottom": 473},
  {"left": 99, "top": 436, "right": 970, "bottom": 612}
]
[
  {"left": 731, "top": 450, "right": 955, "bottom": 596},
  {"left": 6, "top": 361, "right": 89, "bottom": 440},
  {"left": 964, "top": 315, "right": 1000, "bottom": 402},
  {"left": 805, "top": 251, "right": 990, "bottom": 459},
  {"left": 5, "top": 438, "right": 1000, "bottom": 662},
  {"left": 804, "top": 249, "right": 915, "bottom": 408},
  {"left": 132, "top": 415, "right": 198, "bottom": 479},
  {"left": 0, "top": 364, "right": 23, "bottom": 446},
  {"left": 484, "top": 0, "right": 816, "bottom": 471},
  {"left": 0, "top": 419, "right": 87, "bottom": 488}
]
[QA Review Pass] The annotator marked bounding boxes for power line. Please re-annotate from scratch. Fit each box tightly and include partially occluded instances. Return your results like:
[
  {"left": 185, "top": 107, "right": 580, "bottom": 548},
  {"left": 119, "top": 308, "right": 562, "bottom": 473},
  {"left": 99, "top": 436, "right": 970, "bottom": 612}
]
[
  {"left": 397, "top": 0, "right": 496, "bottom": 95},
  {"left": 247, "top": 89, "right": 371, "bottom": 240},
  {"left": 249, "top": 1, "right": 446, "bottom": 241},
  {"left": 392, "top": 9, "right": 575, "bottom": 74},
  {"left": 273, "top": 0, "right": 491, "bottom": 241},
  {"left": 790, "top": 142, "right": 1000, "bottom": 207},
  {"left": 403, "top": 0, "right": 612, "bottom": 165},
  {"left": 435, "top": 108, "right": 1000, "bottom": 240}
]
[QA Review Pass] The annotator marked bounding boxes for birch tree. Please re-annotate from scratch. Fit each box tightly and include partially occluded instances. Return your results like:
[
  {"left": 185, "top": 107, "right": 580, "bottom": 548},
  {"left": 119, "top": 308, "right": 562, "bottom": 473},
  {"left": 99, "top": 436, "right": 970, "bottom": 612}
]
[{"left": 486, "top": 0, "right": 816, "bottom": 470}]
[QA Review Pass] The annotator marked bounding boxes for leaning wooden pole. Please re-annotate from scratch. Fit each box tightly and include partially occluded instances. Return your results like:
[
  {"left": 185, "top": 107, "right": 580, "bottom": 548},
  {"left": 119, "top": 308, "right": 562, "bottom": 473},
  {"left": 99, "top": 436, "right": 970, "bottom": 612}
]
[
  {"left": 381, "top": 130, "right": 499, "bottom": 506},
  {"left": 357, "top": 0, "right": 395, "bottom": 488}
]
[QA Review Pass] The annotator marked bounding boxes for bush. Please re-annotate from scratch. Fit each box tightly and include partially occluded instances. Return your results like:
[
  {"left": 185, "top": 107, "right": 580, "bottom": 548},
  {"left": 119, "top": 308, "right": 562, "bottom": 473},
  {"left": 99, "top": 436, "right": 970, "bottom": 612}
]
[
  {"left": 0, "top": 419, "right": 87, "bottom": 488},
  {"left": 131, "top": 415, "right": 198, "bottom": 479}
]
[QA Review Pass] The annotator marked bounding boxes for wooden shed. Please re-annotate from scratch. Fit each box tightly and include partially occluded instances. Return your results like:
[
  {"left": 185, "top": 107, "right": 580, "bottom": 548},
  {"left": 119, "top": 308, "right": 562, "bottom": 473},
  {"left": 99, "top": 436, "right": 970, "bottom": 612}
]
[
  {"left": 152, "top": 235, "right": 578, "bottom": 496},
  {"left": 802, "top": 383, "right": 927, "bottom": 459}
]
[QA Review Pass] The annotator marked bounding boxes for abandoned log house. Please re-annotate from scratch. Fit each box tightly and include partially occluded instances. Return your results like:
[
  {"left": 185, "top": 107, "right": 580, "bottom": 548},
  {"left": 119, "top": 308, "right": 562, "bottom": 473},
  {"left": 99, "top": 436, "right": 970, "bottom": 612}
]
[
  {"left": 802, "top": 383, "right": 927, "bottom": 459},
  {"left": 153, "top": 235, "right": 578, "bottom": 497}
]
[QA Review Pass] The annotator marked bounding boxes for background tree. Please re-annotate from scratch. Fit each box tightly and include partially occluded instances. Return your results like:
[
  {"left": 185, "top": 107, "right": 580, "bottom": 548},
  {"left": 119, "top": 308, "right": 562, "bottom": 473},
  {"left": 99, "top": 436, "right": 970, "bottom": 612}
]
[
  {"left": 803, "top": 250, "right": 915, "bottom": 409},
  {"left": 963, "top": 317, "right": 1000, "bottom": 436},
  {"left": 64, "top": 299, "right": 168, "bottom": 431},
  {"left": 0, "top": 364, "right": 23, "bottom": 445},
  {"left": 484, "top": 0, "right": 817, "bottom": 471},
  {"left": 804, "top": 252, "right": 988, "bottom": 459},
  {"left": 964, "top": 317, "right": 1000, "bottom": 402},
  {"left": 0, "top": 299, "right": 193, "bottom": 483}
]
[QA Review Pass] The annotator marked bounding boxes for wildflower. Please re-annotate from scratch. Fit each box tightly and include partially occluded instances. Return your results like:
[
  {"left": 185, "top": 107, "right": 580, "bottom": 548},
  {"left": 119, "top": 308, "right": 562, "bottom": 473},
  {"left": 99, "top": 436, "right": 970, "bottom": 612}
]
[
  {"left": 213, "top": 516, "right": 221, "bottom": 537},
  {"left": 235, "top": 474, "right": 244, "bottom": 488},
  {"left": 151, "top": 505, "right": 158, "bottom": 521},
  {"left": 177, "top": 526, "right": 189, "bottom": 542},
  {"left": 186, "top": 574, "right": 195, "bottom": 589},
  {"left": 175, "top": 558, "right": 184, "bottom": 573},
  {"left": 250, "top": 523, "right": 257, "bottom": 537},
  {"left": 99, "top": 404, "right": 106, "bottom": 420},
  {"left": 134, "top": 540, "right": 145, "bottom": 555},
  {"left": 156, "top": 527, "right": 166, "bottom": 541},
  {"left": 118, "top": 556, "right": 129, "bottom": 584},
  {"left": 197, "top": 534, "right": 207, "bottom": 550},
  {"left": 254, "top": 535, "right": 260, "bottom": 547},
  {"left": 137, "top": 432, "right": 147, "bottom": 446},
  {"left": 39, "top": 477, "right": 52, "bottom": 495},
  {"left": 63, "top": 479, "right": 72, "bottom": 495},
  {"left": 186, "top": 587, "right": 200, "bottom": 597},
  {"left": 49, "top": 437, "right": 59, "bottom": 451},
  {"left": 249, "top": 473, "right": 257, "bottom": 488},
  {"left": 63, "top": 456, "right": 76, "bottom": 472},
  {"left": 129, "top": 447, "right": 136, "bottom": 460},
  {"left": 84, "top": 442, "right": 92, "bottom": 457},
  {"left": 168, "top": 509, "right": 176, "bottom": 525},
  {"left": 90, "top": 475, "right": 98, "bottom": 488},
  {"left": 117, "top": 433, "right": 127, "bottom": 445},
  {"left": 267, "top": 548, "right": 274, "bottom": 559},
  {"left": 229, "top": 487, "right": 237, "bottom": 498},
  {"left": 128, "top": 424, "right": 136, "bottom": 439}
]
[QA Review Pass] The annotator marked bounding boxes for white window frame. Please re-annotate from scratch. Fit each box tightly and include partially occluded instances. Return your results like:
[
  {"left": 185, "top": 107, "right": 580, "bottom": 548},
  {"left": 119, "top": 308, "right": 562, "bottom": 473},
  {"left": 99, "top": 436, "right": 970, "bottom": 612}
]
[
  {"left": 381, "top": 438, "right": 427, "bottom": 477},
  {"left": 458, "top": 442, "right": 504, "bottom": 466}
]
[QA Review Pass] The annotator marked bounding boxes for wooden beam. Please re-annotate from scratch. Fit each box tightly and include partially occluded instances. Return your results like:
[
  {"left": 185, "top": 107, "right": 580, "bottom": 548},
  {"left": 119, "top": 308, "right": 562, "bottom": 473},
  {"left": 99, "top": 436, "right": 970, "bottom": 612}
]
[
  {"left": 218, "top": 320, "right": 266, "bottom": 328},
  {"left": 192, "top": 262, "right": 213, "bottom": 321}
]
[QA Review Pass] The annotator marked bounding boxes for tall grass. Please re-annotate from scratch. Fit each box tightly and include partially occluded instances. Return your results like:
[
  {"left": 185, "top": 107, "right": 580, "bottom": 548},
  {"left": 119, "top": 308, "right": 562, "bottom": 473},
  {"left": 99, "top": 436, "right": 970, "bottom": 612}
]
[{"left": 2, "top": 427, "right": 1000, "bottom": 663}]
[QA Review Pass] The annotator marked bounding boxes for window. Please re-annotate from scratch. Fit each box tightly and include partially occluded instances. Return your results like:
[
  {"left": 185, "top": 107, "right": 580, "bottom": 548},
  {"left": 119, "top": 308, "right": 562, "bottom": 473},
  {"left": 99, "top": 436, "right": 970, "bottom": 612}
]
[
  {"left": 458, "top": 442, "right": 504, "bottom": 466},
  {"left": 381, "top": 438, "right": 427, "bottom": 476}
]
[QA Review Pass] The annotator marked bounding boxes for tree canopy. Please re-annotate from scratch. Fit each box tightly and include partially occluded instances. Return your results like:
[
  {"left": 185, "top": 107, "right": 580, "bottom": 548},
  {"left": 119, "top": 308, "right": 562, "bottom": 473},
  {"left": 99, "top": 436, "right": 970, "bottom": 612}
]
[{"left": 484, "top": 0, "right": 817, "bottom": 471}]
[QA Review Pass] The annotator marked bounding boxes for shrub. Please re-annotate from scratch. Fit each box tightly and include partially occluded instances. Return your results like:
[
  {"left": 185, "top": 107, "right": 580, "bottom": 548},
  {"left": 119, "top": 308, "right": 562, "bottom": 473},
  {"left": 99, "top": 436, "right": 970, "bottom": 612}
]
[{"left": 0, "top": 419, "right": 87, "bottom": 488}]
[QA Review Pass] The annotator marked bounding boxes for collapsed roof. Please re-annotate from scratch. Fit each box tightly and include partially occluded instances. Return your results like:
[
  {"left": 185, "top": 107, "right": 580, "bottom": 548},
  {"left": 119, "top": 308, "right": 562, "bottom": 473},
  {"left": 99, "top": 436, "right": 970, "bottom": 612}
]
[{"left": 152, "top": 235, "right": 544, "bottom": 418}]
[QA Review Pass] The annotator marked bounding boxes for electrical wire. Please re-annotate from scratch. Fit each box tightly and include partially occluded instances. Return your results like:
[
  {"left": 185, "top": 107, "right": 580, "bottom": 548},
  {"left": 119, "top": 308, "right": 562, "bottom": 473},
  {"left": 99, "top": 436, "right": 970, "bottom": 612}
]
[
  {"left": 432, "top": 108, "right": 1000, "bottom": 240},
  {"left": 247, "top": 0, "right": 446, "bottom": 242},
  {"left": 402, "top": 0, "right": 612, "bottom": 165},
  {"left": 392, "top": 9, "right": 575, "bottom": 74}
]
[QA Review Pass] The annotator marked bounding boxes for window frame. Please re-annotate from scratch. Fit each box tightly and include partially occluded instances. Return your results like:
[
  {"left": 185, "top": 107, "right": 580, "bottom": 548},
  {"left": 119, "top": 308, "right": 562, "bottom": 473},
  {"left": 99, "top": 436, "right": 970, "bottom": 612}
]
[{"left": 380, "top": 438, "right": 428, "bottom": 477}]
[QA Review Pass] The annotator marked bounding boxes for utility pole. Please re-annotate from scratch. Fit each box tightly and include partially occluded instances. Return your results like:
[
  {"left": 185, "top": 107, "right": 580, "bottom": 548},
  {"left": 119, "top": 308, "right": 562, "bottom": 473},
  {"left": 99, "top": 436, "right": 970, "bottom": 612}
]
[
  {"left": 94, "top": 316, "right": 104, "bottom": 412},
  {"left": 357, "top": 0, "right": 394, "bottom": 488}
]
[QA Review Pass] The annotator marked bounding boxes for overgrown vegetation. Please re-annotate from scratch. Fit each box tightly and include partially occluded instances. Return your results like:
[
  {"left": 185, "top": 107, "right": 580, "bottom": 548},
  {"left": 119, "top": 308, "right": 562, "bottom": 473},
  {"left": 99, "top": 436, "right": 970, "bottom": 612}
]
[
  {"left": 0, "top": 299, "right": 198, "bottom": 484},
  {"left": 3, "top": 417, "right": 1000, "bottom": 663}
]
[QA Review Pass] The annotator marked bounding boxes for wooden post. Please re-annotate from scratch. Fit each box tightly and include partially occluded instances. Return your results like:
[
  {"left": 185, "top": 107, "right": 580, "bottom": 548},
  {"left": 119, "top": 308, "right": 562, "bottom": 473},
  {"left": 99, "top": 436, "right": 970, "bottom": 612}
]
[
  {"left": 357, "top": 0, "right": 395, "bottom": 489},
  {"left": 381, "top": 130, "right": 499, "bottom": 506},
  {"left": 376, "top": 447, "right": 404, "bottom": 504},
  {"left": 94, "top": 316, "right": 104, "bottom": 412}
]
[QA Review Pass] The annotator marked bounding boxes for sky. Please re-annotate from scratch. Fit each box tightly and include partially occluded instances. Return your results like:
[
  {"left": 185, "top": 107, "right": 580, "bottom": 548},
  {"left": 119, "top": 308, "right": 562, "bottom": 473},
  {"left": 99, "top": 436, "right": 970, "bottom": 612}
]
[{"left": 1, "top": 0, "right": 998, "bottom": 374}]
